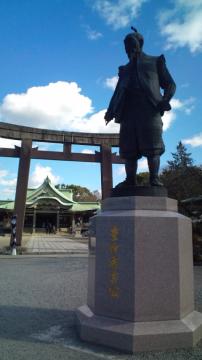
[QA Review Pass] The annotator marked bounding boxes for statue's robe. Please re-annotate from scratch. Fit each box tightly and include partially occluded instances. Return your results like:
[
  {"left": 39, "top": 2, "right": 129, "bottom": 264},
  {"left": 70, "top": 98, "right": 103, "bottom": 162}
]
[{"left": 106, "top": 52, "right": 176, "bottom": 159}]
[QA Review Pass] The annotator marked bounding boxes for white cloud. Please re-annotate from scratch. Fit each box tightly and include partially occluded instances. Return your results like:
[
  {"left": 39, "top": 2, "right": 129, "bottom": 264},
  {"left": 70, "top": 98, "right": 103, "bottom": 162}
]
[
  {"left": 86, "top": 26, "right": 103, "bottom": 40},
  {"left": 182, "top": 133, "right": 202, "bottom": 147},
  {"left": 159, "top": 0, "right": 202, "bottom": 52},
  {"left": 0, "top": 164, "right": 61, "bottom": 199},
  {"left": 1, "top": 188, "right": 15, "bottom": 195},
  {"left": 0, "top": 169, "right": 17, "bottom": 186},
  {"left": 180, "top": 83, "right": 189, "bottom": 89},
  {"left": 0, "top": 81, "right": 93, "bottom": 130},
  {"left": 92, "top": 189, "right": 102, "bottom": 199},
  {"left": 162, "top": 97, "right": 195, "bottom": 131},
  {"left": 0, "top": 81, "right": 120, "bottom": 134},
  {"left": 93, "top": 0, "right": 148, "bottom": 29},
  {"left": 170, "top": 98, "right": 184, "bottom": 110},
  {"left": 0, "top": 178, "right": 17, "bottom": 187},
  {"left": 65, "top": 109, "right": 120, "bottom": 134},
  {"left": 0, "top": 169, "right": 8, "bottom": 178},
  {"left": 162, "top": 111, "right": 176, "bottom": 131},
  {"left": 115, "top": 158, "right": 148, "bottom": 177},
  {"left": 81, "top": 149, "right": 95, "bottom": 154},
  {"left": 116, "top": 165, "right": 125, "bottom": 177},
  {"left": 0, "top": 169, "right": 17, "bottom": 199},
  {"left": 29, "top": 164, "right": 61, "bottom": 188},
  {"left": 0, "top": 82, "right": 194, "bottom": 136},
  {"left": 104, "top": 76, "right": 118, "bottom": 90},
  {"left": 138, "top": 158, "right": 148, "bottom": 171},
  {"left": 0, "top": 138, "right": 21, "bottom": 148},
  {"left": 0, "top": 187, "right": 16, "bottom": 200}
]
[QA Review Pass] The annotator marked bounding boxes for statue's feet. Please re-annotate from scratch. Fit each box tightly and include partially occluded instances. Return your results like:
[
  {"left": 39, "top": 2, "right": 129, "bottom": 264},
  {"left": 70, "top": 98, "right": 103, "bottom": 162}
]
[
  {"left": 115, "top": 178, "right": 136, "bottom": 189},
  {"left": 150, "top": 177, "right": 163, "bottom": 187}
]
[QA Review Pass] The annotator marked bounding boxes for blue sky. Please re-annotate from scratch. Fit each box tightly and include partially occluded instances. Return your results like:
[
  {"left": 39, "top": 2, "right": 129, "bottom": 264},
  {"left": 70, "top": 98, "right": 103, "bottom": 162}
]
[{"left": 0, "top": 0, "right": 202, "bottom": 199}]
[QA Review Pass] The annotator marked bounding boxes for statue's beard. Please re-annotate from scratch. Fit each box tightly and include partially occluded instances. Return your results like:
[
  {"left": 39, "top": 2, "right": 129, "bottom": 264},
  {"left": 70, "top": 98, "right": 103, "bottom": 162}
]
[{"left": 128, "top": 49, "right": 141, "bottom": 61}]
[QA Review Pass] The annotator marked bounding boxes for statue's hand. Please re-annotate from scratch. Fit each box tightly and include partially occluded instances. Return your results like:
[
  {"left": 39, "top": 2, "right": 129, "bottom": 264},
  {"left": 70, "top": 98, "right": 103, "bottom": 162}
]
[
  {"left": 104, "top": 111, "right": 113, "bottom": 125},
  {"left": 157, "top": 100, "right": 171, "bottom": 115}
]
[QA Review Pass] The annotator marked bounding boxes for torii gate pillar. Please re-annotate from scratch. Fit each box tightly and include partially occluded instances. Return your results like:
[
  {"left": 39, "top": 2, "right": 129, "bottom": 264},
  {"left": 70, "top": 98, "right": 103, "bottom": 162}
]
[
  {"left": 100, "top": 145, "right": 113, "bottom": 199},
  {"left": 14, "top": 139, "right": 32, "bottom": 246}
]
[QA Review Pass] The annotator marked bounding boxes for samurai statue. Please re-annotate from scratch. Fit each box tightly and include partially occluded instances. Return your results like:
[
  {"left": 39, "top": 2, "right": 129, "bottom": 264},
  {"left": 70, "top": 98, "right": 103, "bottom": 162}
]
[{"left": 105, "top": 27, "right": 176, "bottom": 187}]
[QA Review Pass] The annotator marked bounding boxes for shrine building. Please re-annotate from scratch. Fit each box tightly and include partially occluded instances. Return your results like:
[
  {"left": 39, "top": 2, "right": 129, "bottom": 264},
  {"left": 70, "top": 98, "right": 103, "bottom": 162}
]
[{"left": 0, "top": 177, "right": 100, "bottom": 233}]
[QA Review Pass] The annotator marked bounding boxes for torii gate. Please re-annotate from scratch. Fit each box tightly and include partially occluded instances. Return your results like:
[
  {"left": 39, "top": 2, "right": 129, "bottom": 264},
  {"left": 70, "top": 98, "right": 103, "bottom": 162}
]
[{"left": 0, "top": 121, "right": 124, "bottom": 245}]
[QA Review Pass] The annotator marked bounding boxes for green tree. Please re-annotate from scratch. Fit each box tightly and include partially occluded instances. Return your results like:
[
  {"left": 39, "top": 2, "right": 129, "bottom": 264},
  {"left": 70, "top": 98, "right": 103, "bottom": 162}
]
[
  {"left": 136, "top": 172, "right": 149, "bottom": 185},
  {"left": 56, "top": 184, "right": 97, "bottom": 202},
  {"left": 167, "top": 141, "right": 193, "bottom": 170},
  {"left": 160, "top": 142, "right": 202, "bottom": 201}
]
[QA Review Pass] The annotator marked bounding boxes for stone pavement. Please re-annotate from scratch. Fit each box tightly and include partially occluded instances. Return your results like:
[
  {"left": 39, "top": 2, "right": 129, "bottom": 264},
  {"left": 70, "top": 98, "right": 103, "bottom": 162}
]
[
  {"left": 0, "top": 256, "right": 201, "bottom": 360},
  {"left": 25, "top": 234, "right": 88, "bottom": 254}
]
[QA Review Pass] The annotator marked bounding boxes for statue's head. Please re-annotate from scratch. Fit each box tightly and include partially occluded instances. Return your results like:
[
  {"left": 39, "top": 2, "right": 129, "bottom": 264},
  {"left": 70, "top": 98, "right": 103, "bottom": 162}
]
[{"left": 124, "top": 27, "right": 144, "bottom": 58}]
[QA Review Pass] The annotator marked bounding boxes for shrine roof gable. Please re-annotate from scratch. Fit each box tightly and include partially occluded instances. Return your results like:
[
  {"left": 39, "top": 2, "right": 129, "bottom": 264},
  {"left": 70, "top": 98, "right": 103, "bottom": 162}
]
[{"left": 26, "top": 177, "right": 75, "bottom": 204}]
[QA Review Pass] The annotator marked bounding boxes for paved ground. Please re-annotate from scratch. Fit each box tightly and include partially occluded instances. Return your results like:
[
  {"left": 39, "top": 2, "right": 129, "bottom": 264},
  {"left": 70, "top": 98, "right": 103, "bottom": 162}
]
[
  {"left": 0, "top": 234, "right": 88, "bottom": 254},
  {"left": 25, "top": 235, "right": 88, "bottom": 254},
  {"left": 0, "top": 256, "right": 202, "bottom": 360}
]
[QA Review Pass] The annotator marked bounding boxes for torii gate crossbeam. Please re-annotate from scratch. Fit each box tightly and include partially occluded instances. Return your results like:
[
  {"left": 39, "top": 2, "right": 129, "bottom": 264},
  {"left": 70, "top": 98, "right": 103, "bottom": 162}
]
[{"left": 0, "top": 122, "right": 124, "bottom": 245}]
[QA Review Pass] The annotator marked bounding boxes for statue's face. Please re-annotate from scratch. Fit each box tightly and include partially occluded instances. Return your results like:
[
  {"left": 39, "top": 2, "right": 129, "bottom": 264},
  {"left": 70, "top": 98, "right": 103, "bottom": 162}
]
[{"left": 124, "top": 35, "right": 140, "bottom": 59}]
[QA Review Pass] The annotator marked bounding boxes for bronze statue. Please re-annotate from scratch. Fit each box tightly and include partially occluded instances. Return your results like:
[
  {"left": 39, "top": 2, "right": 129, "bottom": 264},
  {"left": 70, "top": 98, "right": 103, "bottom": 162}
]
[{"left": 105, "top": 28, "right": 176, "bottom": 187}]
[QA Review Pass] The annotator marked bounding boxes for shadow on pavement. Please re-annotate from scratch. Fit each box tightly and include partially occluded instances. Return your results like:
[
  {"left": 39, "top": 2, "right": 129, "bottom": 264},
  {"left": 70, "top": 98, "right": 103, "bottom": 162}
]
[
  {"left": 0, "top": 305, "right": 121, "bottom": 358},
  {"left": 0, "top": 305, "right": 74, "bottom": 343}
]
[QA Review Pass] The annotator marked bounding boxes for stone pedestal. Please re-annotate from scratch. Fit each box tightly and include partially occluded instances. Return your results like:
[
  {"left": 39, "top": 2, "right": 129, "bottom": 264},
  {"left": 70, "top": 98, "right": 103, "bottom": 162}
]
[{"left": 76, "top": 196, "right": 202, "bottom": 353}]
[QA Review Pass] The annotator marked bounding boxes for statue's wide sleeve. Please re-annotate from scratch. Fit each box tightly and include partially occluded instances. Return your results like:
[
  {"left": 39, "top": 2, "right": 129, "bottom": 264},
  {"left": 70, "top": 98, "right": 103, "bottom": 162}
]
[
  {"left": 157, "top": 54, "right": 176, "bottom": 103},
  {"left": 105, "top": 66, "right": 127, "bottom": 123}
]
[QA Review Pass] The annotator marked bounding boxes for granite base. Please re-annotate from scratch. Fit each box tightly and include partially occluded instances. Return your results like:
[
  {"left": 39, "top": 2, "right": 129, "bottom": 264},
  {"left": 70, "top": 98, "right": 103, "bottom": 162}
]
[
  {"left": 76, "top": 305, "right": 202, "bottom": 353},
  {"left": 76, "top": 196, "right": 202, "bottom": 352}
]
